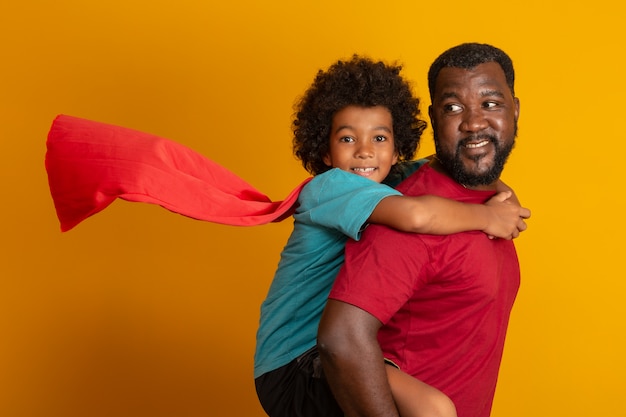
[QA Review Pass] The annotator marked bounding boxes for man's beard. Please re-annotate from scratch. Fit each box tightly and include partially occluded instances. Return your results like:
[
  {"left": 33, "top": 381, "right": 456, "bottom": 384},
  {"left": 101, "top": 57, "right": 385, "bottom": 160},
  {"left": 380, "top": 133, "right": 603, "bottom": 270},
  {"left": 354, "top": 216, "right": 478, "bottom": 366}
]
[{"left": 434, "top": 132, "right": 516, "bottom": 188}]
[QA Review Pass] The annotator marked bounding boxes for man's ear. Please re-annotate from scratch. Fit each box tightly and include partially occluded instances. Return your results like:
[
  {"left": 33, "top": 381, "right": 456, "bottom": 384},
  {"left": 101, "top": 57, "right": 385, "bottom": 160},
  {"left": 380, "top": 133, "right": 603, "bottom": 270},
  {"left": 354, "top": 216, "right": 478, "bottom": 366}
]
[
  {"left": 514, "top": 97, "right": 520, "bottom": 121},
  {"left": 428, "top": 104, "right": 434, "bottom": 127}
]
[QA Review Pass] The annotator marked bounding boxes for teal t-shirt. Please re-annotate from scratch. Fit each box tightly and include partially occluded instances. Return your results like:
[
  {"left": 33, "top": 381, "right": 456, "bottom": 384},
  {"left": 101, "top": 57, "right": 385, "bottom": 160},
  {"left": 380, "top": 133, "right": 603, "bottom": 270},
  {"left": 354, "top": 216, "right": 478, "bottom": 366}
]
[{"left": 254, "top": 167, "right": 412, "bottom": 378}]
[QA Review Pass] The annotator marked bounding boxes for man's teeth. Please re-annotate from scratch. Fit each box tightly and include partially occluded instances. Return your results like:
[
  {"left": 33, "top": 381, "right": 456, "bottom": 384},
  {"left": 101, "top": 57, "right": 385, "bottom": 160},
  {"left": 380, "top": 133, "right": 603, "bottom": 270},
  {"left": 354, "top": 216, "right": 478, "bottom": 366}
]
[
  {"left": 353, "top": 167, "right": 376, "bottom": 172},
  {"left": 465, "top": 140, "right": 490, "bottom": 149}
]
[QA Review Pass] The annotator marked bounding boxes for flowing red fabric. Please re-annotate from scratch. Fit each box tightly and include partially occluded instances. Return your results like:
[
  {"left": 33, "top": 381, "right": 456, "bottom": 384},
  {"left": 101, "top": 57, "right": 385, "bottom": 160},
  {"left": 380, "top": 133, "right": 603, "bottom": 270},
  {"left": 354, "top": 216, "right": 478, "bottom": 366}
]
[{"left": 45, "top": 115, "right": 311, "bottom": 232}]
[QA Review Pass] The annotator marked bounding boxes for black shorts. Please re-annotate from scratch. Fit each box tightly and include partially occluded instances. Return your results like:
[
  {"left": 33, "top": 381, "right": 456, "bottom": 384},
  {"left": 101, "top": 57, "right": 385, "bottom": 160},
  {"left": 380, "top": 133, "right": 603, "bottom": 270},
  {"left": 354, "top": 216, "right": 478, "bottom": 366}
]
[{"left": 255, "top": 346, "right": 344, "bottom": 417}]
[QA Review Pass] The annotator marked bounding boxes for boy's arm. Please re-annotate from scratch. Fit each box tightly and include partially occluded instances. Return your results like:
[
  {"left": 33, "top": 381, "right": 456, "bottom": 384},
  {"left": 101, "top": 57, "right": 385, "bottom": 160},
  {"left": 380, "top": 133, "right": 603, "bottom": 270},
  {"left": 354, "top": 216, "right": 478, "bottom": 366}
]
[{"left": 368, "top": 193, "right": 530, "bottom": 240}]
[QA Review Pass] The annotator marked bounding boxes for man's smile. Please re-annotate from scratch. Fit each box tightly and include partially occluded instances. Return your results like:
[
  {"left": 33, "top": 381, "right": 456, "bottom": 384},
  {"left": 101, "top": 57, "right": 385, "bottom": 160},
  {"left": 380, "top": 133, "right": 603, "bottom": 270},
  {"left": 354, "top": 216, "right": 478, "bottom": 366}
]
[{"left": 465, "top": 140, "right": 490, "bottom": 149}]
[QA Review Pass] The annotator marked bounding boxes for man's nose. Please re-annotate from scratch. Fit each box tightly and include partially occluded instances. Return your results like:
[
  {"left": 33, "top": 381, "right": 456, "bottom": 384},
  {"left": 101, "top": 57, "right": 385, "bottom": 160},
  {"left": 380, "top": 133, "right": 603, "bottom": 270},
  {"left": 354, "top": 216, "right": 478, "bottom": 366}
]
[{"left": 460, "top": 108, "right": 488, "bottom": 132}]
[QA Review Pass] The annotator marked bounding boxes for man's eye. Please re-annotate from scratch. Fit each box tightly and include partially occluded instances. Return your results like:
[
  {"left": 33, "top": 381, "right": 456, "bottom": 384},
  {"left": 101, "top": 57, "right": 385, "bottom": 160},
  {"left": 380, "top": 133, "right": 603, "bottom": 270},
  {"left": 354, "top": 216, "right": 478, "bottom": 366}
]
[
  {"left": 444, "top": 104, "right": 462, "bottom": 112},
  {"left": 484, "top": 101, "right": 499, "bottom": 109}
]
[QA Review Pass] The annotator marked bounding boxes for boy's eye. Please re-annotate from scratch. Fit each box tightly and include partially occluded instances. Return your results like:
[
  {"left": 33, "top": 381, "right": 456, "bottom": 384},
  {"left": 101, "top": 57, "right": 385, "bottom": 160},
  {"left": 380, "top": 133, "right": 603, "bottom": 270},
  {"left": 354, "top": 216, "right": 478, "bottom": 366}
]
[
  {"left": 339, "top": 136, "right": 355, "bottom": 143},
  {"left": 374, "top": 135, "right": 387, "bottom": 142}
]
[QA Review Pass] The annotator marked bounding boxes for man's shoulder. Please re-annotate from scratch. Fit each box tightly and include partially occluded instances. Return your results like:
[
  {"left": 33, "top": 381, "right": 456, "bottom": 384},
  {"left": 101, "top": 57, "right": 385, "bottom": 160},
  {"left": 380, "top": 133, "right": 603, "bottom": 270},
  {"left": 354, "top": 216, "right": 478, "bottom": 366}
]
[
  {"left": 396, "top": 163, "right": 475, "bottom": 201},
  {"left": 384, "top": 159, "right": 429, "bottom": 188},
  {"left": 395, "top": 163, "right": 435, "bottom": 195}
]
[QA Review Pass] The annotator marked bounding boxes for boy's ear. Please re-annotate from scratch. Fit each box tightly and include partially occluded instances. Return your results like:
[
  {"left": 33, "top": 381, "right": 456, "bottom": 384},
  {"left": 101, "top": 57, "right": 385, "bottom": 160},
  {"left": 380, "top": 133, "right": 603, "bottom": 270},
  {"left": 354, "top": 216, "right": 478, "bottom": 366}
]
[
  {"left": 322, "top": 153, "right": 332, "bottom": 167},
  {"left": 392, "top": 151, "right": 399, "bottom": 165}
]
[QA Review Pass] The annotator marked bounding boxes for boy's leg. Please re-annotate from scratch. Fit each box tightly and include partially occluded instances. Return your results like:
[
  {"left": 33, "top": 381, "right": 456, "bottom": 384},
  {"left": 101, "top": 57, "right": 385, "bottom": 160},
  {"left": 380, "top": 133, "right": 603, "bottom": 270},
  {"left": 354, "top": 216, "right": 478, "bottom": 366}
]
[
  {"left": 385, "top": 365, "right": 457, "bottom": 417},
  {"left": 256, "top": 347, "right": 344, "bottom": 417}
]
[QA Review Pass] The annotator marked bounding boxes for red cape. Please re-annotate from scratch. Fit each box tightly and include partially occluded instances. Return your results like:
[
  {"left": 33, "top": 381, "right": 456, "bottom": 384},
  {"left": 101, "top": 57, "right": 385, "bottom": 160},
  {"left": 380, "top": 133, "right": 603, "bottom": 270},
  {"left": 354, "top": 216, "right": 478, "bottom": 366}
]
[{"left": 45, "top": 115, "right": 311, "bottom": 232}]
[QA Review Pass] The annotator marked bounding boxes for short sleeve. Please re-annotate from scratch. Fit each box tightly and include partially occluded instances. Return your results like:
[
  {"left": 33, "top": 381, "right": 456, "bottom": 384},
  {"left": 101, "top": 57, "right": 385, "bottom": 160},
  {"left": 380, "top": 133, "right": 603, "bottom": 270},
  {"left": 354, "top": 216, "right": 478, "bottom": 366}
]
[{"left": 328, "top": 224, "right": 430, "bottom": 324}]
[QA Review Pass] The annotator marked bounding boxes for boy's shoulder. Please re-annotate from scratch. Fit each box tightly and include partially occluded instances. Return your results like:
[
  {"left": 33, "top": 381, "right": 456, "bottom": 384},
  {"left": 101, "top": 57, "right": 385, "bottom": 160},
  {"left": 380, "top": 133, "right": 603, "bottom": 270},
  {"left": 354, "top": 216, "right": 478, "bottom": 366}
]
[{"left": 301, "top": 168, "right": 398, "bottom": 203}]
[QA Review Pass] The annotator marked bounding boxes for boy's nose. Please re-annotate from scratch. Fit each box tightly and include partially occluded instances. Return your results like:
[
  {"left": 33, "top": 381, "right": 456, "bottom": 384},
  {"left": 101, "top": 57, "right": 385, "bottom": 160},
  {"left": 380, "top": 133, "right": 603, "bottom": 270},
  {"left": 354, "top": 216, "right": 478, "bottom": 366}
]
[{"left": 355, "top": 142, "right": 374, "bottom": 159}]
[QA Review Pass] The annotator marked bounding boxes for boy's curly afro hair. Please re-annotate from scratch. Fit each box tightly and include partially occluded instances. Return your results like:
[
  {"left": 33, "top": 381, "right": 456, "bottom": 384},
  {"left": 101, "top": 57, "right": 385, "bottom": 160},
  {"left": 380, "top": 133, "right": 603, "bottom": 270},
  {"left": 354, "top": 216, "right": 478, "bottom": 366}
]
[{"left": 292, "top": 55, "right": 427, "bottom": 176}]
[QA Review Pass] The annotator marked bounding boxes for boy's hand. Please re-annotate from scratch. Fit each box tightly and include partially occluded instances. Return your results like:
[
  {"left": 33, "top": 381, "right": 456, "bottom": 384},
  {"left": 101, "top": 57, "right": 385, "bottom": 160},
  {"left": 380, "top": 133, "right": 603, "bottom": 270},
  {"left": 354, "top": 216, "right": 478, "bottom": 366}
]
[{"left": 484, "top": 191, "right": 531, "bottom": 240}]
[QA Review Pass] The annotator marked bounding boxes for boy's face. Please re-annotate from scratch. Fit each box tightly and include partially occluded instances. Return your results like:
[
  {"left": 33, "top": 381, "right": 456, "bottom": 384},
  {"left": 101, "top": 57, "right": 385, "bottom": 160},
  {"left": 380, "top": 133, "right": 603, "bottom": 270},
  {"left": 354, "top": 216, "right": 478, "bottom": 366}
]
[{"left": 323, "top": 105, "right": 398, "bottom": 184}]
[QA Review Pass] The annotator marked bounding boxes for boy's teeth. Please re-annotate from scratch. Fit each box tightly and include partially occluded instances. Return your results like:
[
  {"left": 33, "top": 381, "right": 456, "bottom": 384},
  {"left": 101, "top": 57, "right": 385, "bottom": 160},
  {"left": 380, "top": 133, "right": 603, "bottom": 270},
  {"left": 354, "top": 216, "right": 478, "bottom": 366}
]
[{"left": 353, "top": 167, "right": 375, "bottom": 172}]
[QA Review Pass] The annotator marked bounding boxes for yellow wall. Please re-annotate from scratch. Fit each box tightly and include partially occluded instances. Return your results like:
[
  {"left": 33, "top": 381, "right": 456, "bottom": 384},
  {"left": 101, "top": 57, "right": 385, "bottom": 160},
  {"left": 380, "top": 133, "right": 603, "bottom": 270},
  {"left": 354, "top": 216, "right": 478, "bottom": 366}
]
[{"left": 1, "top": 1, "right": 623, "bottom": 416}]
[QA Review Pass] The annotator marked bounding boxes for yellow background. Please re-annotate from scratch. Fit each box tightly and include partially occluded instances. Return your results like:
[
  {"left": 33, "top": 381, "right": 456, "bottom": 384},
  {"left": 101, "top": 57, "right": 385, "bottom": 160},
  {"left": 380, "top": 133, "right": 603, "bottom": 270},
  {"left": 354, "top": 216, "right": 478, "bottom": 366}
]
[{"left": 1, "top": 1, "right": 624, "bottom": 416}]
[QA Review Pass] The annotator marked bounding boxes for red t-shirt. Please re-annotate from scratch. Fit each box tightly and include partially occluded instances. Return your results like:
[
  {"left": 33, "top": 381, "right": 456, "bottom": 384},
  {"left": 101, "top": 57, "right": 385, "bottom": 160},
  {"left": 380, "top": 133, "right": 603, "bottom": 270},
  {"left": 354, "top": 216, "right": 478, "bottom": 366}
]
[{"left": 329, "top": 164, "right": 520, "bottom": 417}]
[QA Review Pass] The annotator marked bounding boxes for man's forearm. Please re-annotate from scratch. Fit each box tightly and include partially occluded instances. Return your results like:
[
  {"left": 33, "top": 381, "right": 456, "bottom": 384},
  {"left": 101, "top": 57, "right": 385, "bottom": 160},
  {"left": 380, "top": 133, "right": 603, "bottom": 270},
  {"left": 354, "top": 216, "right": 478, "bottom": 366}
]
[{"left": 318, "top": 300, "right": 400, "bottom": 417}]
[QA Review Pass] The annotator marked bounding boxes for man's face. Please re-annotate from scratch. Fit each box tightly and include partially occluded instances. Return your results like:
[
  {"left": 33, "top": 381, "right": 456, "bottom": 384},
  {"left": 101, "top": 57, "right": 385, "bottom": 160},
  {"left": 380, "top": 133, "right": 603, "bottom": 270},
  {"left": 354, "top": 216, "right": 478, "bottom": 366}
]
[{"left": 429, "top": 61, "right": 520, "bottom": 188}]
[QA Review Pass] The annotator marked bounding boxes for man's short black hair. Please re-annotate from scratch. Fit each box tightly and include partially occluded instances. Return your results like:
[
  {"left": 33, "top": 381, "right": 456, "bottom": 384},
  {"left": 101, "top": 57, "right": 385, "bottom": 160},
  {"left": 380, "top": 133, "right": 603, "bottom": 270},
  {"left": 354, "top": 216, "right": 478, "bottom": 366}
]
[{"left": 427, "top": 43, "right": 515, "bottom": 101}]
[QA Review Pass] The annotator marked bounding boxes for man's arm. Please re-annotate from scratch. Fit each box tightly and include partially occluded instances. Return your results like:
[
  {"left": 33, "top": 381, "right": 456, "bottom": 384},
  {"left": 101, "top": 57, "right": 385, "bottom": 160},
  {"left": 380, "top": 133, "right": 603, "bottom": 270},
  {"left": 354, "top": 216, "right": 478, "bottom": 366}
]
[{"left": 318, "top": 299, "right": 400, "bottom": 417}]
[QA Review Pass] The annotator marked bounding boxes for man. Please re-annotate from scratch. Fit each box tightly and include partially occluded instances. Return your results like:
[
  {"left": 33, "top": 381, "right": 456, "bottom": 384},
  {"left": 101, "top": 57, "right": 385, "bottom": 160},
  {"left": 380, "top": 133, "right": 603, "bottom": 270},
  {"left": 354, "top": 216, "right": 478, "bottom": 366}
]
[{"left": 317, "top": 43, "right": 525, "bottom": 417}]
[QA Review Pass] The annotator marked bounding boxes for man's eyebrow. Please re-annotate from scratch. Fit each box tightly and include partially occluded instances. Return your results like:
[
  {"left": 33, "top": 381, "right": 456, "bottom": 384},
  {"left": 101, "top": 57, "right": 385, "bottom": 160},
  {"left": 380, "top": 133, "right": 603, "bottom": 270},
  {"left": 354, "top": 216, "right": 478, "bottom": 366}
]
[
  {"left": 438, "top": 90, "right": 506, "bottom": 100},
  {"left": 481, "top": 89, "right": 505, "bottom": 98},
  {"left": 439, "top": 92, "right": 458, "bottom": 100}
]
